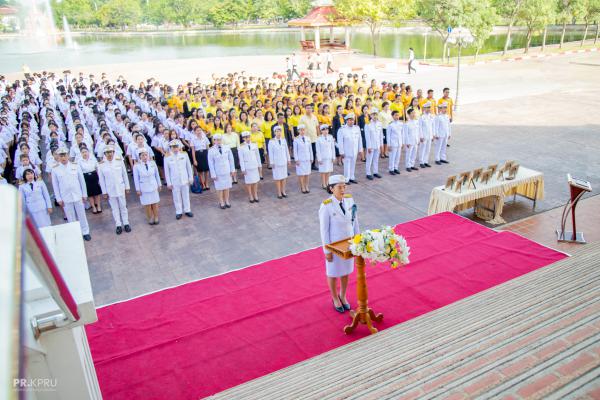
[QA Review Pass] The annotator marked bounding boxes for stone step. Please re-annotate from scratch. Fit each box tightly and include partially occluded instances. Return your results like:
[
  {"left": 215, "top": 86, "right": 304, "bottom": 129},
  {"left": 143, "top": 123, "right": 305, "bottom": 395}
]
[{"left": 210, "top": 243, "right": 600, "bottom": 399}]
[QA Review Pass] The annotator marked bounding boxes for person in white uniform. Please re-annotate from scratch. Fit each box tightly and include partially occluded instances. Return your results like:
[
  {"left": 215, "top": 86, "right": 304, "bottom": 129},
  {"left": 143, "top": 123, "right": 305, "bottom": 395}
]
[
  {"left": 418, "top": 102, "right": 434, "bottom": 168},
  {"left": 387, "top": 110, "right": 403, "bottom": 175},
  {"left": 51, "top": 146, "right": 91, "bottom": 241},
  {"left": 403, "top": 108, "right": 420, "bottom": 172},
  {"left": 337, "top": 113, "right": 363, "bottom": 184},
  {"left": 316, "top": 123, "right": 335, "bottom": 190},
  {"left": 98, "top": 145, "right": 131, "bottom": 235},
  {"left": 238, "top": 131, "right": 262, "bottom": 203},
  {"left": 268, "top": 126, "right": 291, "bottom": 199},
  {"left": 364, "top": 108, "right": 384, "bottom": 180},
  {"left": 19, "top": 168, "right": 52, "bottom": 228},
  {"left": 208, "top": 134, "right": 235, "bottom": 209},
  {"left": 319, "top": 174, "right": 360, "bottom": 313},
  {"left": 293, "top": 124, "right": 314, "bottom": 194},
  {"left": 165, "top": 139, "right": 194, "bottom": 219},
  {"left": 434, "top": 103, "right": 451, "bottom": 165},
  {"left": 133, "top": 147, "right": 162, "bottom": 225}
]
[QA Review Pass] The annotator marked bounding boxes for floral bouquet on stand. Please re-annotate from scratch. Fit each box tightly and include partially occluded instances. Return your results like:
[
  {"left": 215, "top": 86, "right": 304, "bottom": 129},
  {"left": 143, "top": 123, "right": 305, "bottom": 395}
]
[{"left": 349, "top": 226, "right": 410, "bottom": 268}]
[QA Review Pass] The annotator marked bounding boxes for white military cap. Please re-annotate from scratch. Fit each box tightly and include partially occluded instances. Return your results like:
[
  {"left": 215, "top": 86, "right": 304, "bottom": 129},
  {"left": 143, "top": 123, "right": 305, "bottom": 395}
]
[
  {"left": 137, "top": 147, "right": 148, "bottom": 155},
  {"left": 169, "top": 139, "right": 182, "bottom": 147},
  {"left": 273, "top": 126, "right": 282, "bottom": 132},
  {"left": 438, "top": 102, "right": 448, "bottom": 108},
  {"left": 344, "top": 113, "right": 355, "bottom": 120},
  {"left": 370, "top": 107, "right": 379, "bottom": 114},
  {"left": 103, "top": 145, "right": 115, "bottom": 153},
  {"left": 56, "top": 146, "right": 68, "bottom": 155},
  {"left": 241, "top": 131, "right": 251, "bottom": 138},
  {"left": 320, "top": 124, "right": 329, "bottom": 130},
  {"left": 422, "top": 102, "right": 431, "bottom": 108},
  {"left": 212, "top": 134, "right": 222, "bottom": 140},
  {"left": 328, "top": 174, "right": 346, "bottom": 185},
  {"left": 297, "top": 124, "right": 306, "bottom": 130}
]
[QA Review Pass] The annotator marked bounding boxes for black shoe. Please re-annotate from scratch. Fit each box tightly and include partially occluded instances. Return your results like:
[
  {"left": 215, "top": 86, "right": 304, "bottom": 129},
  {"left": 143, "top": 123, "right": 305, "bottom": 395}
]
[
  {"left": 394, "top": 169, "right": 400, "bottom": 174},
  {"left": 278, "top": 195, "right": 283, "bottom": 199},
  {"left": 83, "top": 234, "right": 91, "bottom": 241},
  {"left": 249, "top": 199, "right": 255, "bottom": 203},
  {"left": 255, "top": 198, "right": 259, "bottom": 203},
  {"left": 425, "top": 163, "right": 432, "bottom": 168},
  {"left": 447, "top": 144, "right": 450, "bottom": 147},
  {"left": 340, "top": 300, "right": 351, "bottom": 311},
  {"left": 282, "top": 194, "right": 288, "bottom": 198},
  {"left": 441, "top": 160, "right": 449, "bottom": 164},
  {"left": 116, "top": 226, "right": 123, "bottom": 235},
  {"left": 225, "top": 204, "right": 231, "bottom": 208},
  {"left": 205, "top": 187, "right": 210, "bottom": 190},
  {"left": 220, "top": 204, "right": 226, "bottom": 209},
  {"left": 435, "top": 161, "right": 442, "bottom": 165},
  {"left": 367, "top": 175, "right": 374, "bottom": 180},
  {"left": 333, "top": 301, "right": 345, "bottom": 313},
  {"left": 349, "top": 179, "right": 358, "bottom": 184},
  {"left": 260, "top": 177, "right": 264, "bottom": 180},
  {"left": 311, "top": 166, "right": 318, "bottom": 171},
  {"left": 406, "top": 168, "right": 412, "bottom": 172},
  {"left": 124, "top": 224, "right": 131, "bottom": 233},
  {"left": 176, "top": 214, "right": 182, "bottom": 220},
  {"left": 420, "top": 164, "right": 425, "bottom": 168},
  {"left": 374, "top": 173, "right": 382, "bottom": 179},
  {"left": 233, "top": 180, "right": 238, "bottom": 184},
  {"left": 155, "top": 220, "right": 159, "bottom": 225},
  {"left": 389, "top": 171, "right": 395, "bottom": 175},
  {"left": 185, "top": 212, "right": 194, "bottom": 217},
  {"left": 411, "top": 167, "right": 419, "bottom": 171}
]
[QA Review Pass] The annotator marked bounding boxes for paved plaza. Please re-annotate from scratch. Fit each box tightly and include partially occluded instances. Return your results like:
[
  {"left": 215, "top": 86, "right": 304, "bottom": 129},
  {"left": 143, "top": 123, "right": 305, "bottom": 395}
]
[{"left": 55, "top": 51, "right": 600, "bottom": 306}]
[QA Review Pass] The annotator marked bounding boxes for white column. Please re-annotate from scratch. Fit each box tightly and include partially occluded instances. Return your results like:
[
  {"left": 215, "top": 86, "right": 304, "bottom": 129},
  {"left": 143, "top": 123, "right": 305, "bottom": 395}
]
[
  {"left": 315, "top": 27, "right": 320, "bottom": 49},
  {"left": 345, "top": 27, "right": 351, "bottom": 49},
  {"left": 300, "top": 26, "right": 305, "bottom": 41},
  {"left": 329, "top": 26, "right": 334, "bottom": 43}
]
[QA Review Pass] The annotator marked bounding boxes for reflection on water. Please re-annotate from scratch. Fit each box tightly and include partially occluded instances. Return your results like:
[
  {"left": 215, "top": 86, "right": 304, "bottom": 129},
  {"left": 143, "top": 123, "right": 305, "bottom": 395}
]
[{"left": 0, "top": 29, "right": 588, "bottom": 73}]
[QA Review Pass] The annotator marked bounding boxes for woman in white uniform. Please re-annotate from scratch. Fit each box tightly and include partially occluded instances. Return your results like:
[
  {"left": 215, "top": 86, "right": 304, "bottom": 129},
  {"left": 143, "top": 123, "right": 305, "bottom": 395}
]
[
  {"left": 293, "top": 124, "right": 313, "bottom": 194},
  {"left": 133, "top": 148, "right": 162, "bottom": 225},
  {"left": 268, "top": 125, "right": 291, "bottom": 199},
  {"left": 19, "top": 168, "right": 53, "bottom": 228},
  {"left": 319, "top": 174, "right": 360, "bottom": 313},
  {"left": 316, "top": 123, "right": 335, "bottom": 190},
  {"left": 238, "top": 131, "right": 262, "bottom": 203},
  {"left": 207, "top": 134, "right": 235, "bottom": 209}
]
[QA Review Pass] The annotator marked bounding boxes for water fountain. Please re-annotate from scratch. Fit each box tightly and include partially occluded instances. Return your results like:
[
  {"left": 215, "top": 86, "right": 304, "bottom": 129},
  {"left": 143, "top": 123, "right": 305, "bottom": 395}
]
[
  {"left": 20, "top": 0, "right": 58, "bottom": 48},
  {"left": 62, "top": 15, "right": 77, "bottom": 49}
]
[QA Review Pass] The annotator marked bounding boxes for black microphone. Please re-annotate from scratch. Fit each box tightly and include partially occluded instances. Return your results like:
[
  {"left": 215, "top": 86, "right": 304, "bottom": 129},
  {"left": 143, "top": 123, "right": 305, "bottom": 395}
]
[{"left": 351, "top": 204, "right": 357, "bottom": 223}]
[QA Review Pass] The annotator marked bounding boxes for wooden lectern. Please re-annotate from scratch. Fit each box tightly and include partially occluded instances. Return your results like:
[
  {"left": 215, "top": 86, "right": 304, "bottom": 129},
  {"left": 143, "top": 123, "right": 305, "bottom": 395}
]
[
  {"left": 557, "top": 174, "right": 592, "bottom": 244},
  {"left": 326, "top": 238, "right": 384, "bottom": 335}
]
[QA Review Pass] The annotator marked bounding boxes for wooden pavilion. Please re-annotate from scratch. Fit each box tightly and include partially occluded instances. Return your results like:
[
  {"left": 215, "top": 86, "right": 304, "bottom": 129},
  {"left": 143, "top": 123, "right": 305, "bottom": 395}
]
[{"left": 287, "top": 2, "right": 351, "bottom": 51}]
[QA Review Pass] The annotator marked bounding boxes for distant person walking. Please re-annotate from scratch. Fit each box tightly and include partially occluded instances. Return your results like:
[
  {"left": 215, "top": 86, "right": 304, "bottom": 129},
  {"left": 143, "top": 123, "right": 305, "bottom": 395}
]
[
  {"left": 326, "top": 50, "right": 334, "bottom": 74},
  {"left": 408, "top": 47, "right": 417, "bottom": 74},
  {"left": 291, "top": 52, "right": 301, "bottom": 80}
]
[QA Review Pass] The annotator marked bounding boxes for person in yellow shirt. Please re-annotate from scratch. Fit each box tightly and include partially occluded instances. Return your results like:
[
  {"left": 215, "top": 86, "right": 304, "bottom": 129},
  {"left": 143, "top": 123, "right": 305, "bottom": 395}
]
[
  {"left": 438, "top": 87, "right": 454, "bottom": 121},
  {"left": 401, "top": 86, "right": 413, "bottom": 109},
  {"left": 421, "top": 89, "right": 437, "bottom": 115},
  {"left": 261, "top": 111, "right": 276, "bottom": 165},
  {"left": 250, "top": 122, "right": 266, "bottom": 172},
  {"left": 390, "top": 96, "right": 405, "bottom": 118},
  {"left": 222, "top": 123, "right": 241, "bottom": 184},
  {"left": 288, "top": 105, "right": 303, "bottom": 136}
]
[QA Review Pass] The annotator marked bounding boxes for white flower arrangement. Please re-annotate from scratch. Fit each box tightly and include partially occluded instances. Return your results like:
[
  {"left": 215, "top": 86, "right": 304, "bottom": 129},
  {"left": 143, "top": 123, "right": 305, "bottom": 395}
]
[{"left": 349, "top": 226, "right": 410, "bottom": 268}]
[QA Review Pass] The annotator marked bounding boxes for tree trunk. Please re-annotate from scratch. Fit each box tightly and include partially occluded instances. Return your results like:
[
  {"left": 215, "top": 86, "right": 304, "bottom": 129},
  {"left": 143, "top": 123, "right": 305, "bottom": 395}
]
[
  {"left": 475, "top": 47, "right": 480, "bottom": 61},
  {"left": 595, "top": 22, "right": 599, "bottom": 44},
  {"left": 503, "top": 21, "right": 514, "bottom": 55},
  {"left": 370, "top": 25, "right": 377, "bottom": 56},
  {"left": 525, "top": 29, "right": 532, "bottom": 54},
  {"left": 560, "top": 22, "right": 566, "bottom": 48},
  {"left": 442, "top": 40, "right": 448, "bottom": 63},
  {"left": 542, "top": 26, "right": 547, "bottom": 51},
  {"left": 581, "top": 22, "right": 589, "bottom": 46}
]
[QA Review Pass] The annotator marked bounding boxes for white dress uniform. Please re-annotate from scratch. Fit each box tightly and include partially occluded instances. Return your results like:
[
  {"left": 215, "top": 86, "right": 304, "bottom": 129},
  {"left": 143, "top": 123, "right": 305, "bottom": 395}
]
[
  {"left": 268, "top": 137, "right": 290, "bottom": 180},
  {"left": 165, "top": 151, "right": 193, "bottom": 215},
  {"left": 293, "top": 135, "right": 313, "bottom": 176},
  {"left": 316, "top": 134, "right": 335, "bottom": 173},
  {"left": 387, "top": 120, "right": 403, "bottom": 172},
  {"left": 403, "top": 119, "right": 420, "bottom": 169},
  {"left": 133, "top": 160, "right": 161, "bottom": 205},
  {"left": 365, "top": 120, "right": 384, "bottom": 176},
  {"left": 98, "top": 157, "right": 130, "bottom": 227},
  {"left": 419, "top": 112, "right": 435, "bottom": 165},
  {"left": 51, "top": 161, "right": 90, "bottom": 235},
  {"left": 319, "top": 194, "right": 360, "bottom": 277},
  {"left": 338, "top": 123, "right": 363, "bottom": 182},
  {"left": 208, "top": 145, "right": 235, "bottom": 190},
  {"left": 238, "top": 142, "right": 261, "bottom": 185},
  {"left": 434, "top": 113, "right": 452, "bottom": 162},
  {"left": 19, "top": 180, "right": 52, "bottom": 228}
]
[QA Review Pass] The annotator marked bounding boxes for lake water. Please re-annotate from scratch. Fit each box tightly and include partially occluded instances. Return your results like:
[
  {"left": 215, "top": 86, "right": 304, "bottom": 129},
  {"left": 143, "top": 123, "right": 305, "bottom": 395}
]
[{"left": 0, "top": 28, "right": 588, "bottom": 73}]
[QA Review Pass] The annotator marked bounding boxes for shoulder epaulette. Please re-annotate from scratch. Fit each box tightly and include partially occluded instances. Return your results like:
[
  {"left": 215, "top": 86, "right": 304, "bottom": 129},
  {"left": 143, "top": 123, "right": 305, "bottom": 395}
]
[
  {"left": 323, "top": 198, "right": 332, "bottom": 205},
  {"left": 343, "top": 194, "right": 352, "bottom": 198},
  {"left": 115, "top": 156, "right": 122, "bottom": 161}
]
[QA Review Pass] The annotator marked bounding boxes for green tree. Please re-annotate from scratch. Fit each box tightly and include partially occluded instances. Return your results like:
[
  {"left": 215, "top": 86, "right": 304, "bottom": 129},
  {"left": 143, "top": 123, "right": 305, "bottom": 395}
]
[
  {"left": 52, "top": 0, "right": 96, "bottom": 27},
  {"left": 418, "top": 0, "right": 463, "bottom": 62},
  {"left": 517, "top": 0, "right": 554, "bottom": 53},
  {"left": 556, "top": 0, "right": 581, "bottom": 48},
  {"left": 98, "top": 0, "right": 142, "bottom": 28},
  {"left": 206, "top": 0, "right": 246, "bottom": 27},
  {"left": 466, "top": 0, "right": 497, "bottom": 60},
  {"left": 576, "top": 0, "right": 600, "bottom": 45},
  {"left": 252, "top": 0, "right": 281, "bottom": 22},
  {"left": 492, "top": 0, "right": 524, "bottom": 55},
  {"left": 335, "top": 0, "right": 416, "bottom": 56},
  {"left": 276, "top": 0, "right": 312, "bottom": 20}
]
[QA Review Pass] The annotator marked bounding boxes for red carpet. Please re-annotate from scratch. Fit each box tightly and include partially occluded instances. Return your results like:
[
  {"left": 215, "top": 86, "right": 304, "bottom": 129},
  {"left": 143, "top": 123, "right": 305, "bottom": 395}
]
[{"left": 86, "top": 212, "right": 567, "bottom": 399}]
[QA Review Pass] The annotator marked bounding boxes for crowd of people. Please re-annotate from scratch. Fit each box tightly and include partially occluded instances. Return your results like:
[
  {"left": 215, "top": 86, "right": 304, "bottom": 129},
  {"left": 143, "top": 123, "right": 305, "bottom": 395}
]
[{"left": 0, "top": 68, "right": 454, "bottom": 241}]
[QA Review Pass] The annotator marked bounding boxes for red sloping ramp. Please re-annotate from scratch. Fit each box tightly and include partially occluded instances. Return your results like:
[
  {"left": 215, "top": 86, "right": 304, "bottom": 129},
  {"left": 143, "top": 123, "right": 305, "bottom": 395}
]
[{"left": 86, "top": 212, "right": 567, "bottom": 399}]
